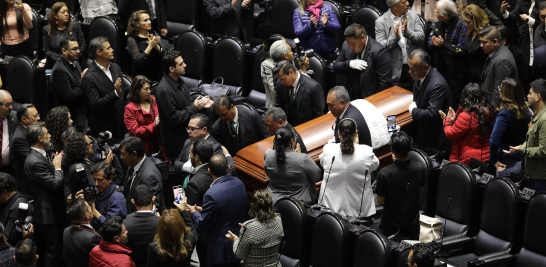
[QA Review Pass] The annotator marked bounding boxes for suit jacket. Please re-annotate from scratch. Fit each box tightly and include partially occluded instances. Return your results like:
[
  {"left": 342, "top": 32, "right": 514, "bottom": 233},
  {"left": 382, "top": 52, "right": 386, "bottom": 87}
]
[
  {"left": 287, "top": 122, "right": 307, "bottom": 154},
  {"left": 203, "top": 0, "right": 253, "bottom": 42},
  {"left": 173, "top": 135, "right": 223, "bottom": 175},
  {"left": 375, "top": 10, "right": 425, "bottom": 82},
  {"left": 504, "top": 0, "right": 540, "bottom": 64},
  {"left": 10, "top": 124, "right": 30, "bottom": 194},
  {"left": 211, "top": 107, "right": 271, "bottom": 155},
  {"left": 23, "top": 149, "right": 65, "bottom": 225},
  {"left": 333, "top": 103, "right": 372, "bottom": 147},
  {"left": 83, "top": 61, "right": 127, "bottom": 138},
  {"left": 275, "top": 74, "right": 324, "bottom": 126},
  {"left": 51, "top": 57, "right": 87, "bottom": 130},
  {"left": 186, "top": 156, "right": 237, "bottom": 207},
  {"left": 156, "top": 74, "right": 199, "bottom": 147},
  {"left": 534, "top": 23, "right": 546, "bottom": 48},
  {"left": 123, "top": 156, "right": 165, "bottom": 214},
  {"left": 124, "top": 212, "right": 160, "bottom": 267},
  {"left": 63, "top": 224, "right": 101, "bottom": 267},
  {"left": 412, "top": 68, "right": 451, "bottom": 150},
  {"left": 534, "top": 44, "right": 546, "bottom": 79},
  {"left": 334, "top": 37, "right": 393, "bottom": 98},
  {"left": 508, "top": 44, "right": 528, "bottom": 92},
  {"left": 118, "top": 0, "right": 167, "bottom": 29},
  {"left": 481, "top": 44, "right": 518, "bottom": 107},
  {"left": 191, "top": 175, "right": 247, "bottom": 265}
]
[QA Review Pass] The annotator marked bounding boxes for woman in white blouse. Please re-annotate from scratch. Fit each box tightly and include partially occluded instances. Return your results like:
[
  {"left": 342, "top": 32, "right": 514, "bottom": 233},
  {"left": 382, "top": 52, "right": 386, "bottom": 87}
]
[{"left": 318, "top": 118, "right": 379, "bottom": 221}]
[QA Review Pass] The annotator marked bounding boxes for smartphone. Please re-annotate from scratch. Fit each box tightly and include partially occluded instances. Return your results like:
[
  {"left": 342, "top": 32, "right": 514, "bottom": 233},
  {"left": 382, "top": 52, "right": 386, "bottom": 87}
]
[
  {"left": 152, "top": 204, "right": 156, "bottom": 215},
  {"left": 173, "top": 185, "right": 184, "bottom": 204},
  {"left": 387, "top": 115, "right": 397, "bottom": 132}
]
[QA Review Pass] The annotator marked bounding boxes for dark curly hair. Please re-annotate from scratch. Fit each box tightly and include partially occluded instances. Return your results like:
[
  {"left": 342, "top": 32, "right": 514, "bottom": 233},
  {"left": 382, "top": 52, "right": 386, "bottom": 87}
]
[
  {"left": 248, "top": 189, "right": 276, "bottom": 223},
  {"left": 127, "top": 10, "right": 149, "bottom": 38},
  {"left": 272, "top": 126, "right": 295, "bottom": 165},
  {"left": 65, "top": 132, "right": 88, "bottom": 164},
  {"left": 46, "top": 106, "right": 71, "bottom": 152},
  {"left": 339, "top": 119, "right": 357, "bottom": 155},
  {"left": 260, "top": 34, "right": 284, "bottom": 62},
  {"left": 411, "top": 243, "right": 435, "bottom": 267},
  {"left": 449, "top": 83, "right": 496, "bottom": 144}
]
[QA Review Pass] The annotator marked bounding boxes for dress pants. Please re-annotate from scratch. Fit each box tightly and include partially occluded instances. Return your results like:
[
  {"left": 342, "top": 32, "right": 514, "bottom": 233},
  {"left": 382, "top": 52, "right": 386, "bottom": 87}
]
[
  {"left": 35, "top": 223, "right": 63, "bottom": 267},
  {"left": 197, "top": 244, "right": 208, "bottom": 267}
]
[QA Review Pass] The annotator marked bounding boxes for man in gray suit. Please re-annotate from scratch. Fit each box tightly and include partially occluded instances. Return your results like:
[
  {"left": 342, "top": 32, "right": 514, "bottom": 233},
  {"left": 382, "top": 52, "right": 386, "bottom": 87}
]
[
  {"left": 479, "top": 26, "right": 518, "bottom": 107},
  {"left": 375, "top": 0, "right": 425, "bottom": 91}
]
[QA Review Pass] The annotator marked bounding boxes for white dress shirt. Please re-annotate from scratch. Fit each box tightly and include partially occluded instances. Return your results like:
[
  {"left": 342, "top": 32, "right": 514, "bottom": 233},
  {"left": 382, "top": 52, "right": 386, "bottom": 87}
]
[
  {"left": 1, "top": 117, "right": 9, "bottom": 165},
  {"left": 129, "top": 156, "right": 146, "bottom": 189},
  {"left": 503, "top": 0, "right": 535, "bottom": 65}
]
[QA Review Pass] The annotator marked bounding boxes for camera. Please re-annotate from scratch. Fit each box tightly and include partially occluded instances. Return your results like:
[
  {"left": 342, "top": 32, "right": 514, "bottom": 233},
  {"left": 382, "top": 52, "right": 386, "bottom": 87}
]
[
  {"left": 14, "top": 202, "right": 33, "bottom": 232},
  {"left": 91, "top": 131, "right": 121, "bottom": 160},
  {"left": 76, "top": 163, "right": 96, "bottom": 203},
  {"left": 293, "top": 38, "right": 314, "bottom": 62}
]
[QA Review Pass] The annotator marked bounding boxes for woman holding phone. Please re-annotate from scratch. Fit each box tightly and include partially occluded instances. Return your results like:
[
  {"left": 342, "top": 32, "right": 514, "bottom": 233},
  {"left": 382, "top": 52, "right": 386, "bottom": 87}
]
[{"left": 0, "top": 0, "right": 34, "bottom": 58}]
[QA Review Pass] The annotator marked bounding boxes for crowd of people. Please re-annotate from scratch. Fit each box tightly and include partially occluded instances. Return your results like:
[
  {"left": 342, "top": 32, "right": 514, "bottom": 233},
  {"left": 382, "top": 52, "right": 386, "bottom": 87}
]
[{"left": 0, "top": 0, "right": 543, "bottom": 266}]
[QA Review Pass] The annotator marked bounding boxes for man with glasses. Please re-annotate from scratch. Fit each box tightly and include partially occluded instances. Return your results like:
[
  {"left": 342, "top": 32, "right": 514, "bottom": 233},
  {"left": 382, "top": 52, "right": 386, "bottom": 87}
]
[
  {"left": 10, "top": 103, "right": 39, "bottom": 195},
  {"left": 51, "top": 35, "right": 89, "bottom": 132}
]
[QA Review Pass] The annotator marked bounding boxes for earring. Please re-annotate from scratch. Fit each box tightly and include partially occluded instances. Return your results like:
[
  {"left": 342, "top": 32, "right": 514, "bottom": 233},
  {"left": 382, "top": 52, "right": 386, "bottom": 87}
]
[{"left": 56, "top": 20, "right": 58, "bottom": 25}]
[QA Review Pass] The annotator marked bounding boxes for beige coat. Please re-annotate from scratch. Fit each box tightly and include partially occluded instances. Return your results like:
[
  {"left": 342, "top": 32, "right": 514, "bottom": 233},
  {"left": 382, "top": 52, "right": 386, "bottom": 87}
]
[{"left": 412, "top": 0, "right": 437, "bottom": 22}]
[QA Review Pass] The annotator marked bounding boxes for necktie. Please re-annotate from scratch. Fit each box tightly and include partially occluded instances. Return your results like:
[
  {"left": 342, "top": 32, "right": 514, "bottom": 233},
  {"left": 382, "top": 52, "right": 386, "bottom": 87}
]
[
  {"left": 289, "top": 86, "right": 295, "bottom": 102},
  {"left": 127, "top": 168, "right": 135, "bottom": 190},
  {"left": 415, "top": 80, "right": 422, "bottom": 91},
  {"left": 357, "top": 53, "right": 362, "bottom": 60},
  {"left": 229, "top": 121, "right": 237, "bottom": 137}
]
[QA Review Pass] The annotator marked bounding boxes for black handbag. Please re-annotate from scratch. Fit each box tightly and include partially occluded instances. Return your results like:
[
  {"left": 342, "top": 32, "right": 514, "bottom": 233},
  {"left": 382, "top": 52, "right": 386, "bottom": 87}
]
[{"left": 199, "top": 77, "right": 242, "bottom": 99}]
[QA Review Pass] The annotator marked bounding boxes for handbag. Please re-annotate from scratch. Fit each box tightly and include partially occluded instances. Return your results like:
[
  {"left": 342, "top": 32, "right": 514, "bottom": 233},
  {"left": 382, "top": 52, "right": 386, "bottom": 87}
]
[
  {"left": 199, "top": 77, "right": 242, "bottom": 99},
  {"left": 419, "top": 214, "right": 443, "bottom": 243}
]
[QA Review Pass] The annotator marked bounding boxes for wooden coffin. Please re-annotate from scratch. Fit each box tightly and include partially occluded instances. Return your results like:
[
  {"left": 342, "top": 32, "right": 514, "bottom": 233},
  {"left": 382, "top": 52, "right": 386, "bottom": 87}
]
[{"left": 233, "top": 86, "right": 414, "bottom": 195}]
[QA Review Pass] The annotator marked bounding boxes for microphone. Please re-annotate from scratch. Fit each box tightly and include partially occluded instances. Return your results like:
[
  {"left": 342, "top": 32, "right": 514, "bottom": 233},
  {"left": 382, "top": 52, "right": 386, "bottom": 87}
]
[
  {"left": 314, "top": 156, "right": 335, "bottom": 210},
  {"left": 435, "top": 197, "right": 451, "bottom": 256},
  {"left": 353, "top": 170, "right": 369, "bottom": 224}
]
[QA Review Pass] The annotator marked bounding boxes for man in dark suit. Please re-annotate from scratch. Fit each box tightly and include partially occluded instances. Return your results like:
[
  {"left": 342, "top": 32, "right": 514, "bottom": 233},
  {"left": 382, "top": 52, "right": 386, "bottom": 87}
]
[
  {"left": 63, "top": 198, "right": 101, "bottom": 267},
  {"left": 0, "top": 172, "right": 32, "bottom": 247},
  {"left": 10, "top": 104, "right": 39, "bottom": 195},
  {"left": 535, "top": 3, "right": 546, "bottom": 48},
  {"left": 124, "top": 184, "right": 160, "bottom": 267},
  {"left": 118, "top": 0, "right": 168, "bottom": 36},
  {"left": 334, "top": 23, "right": 393, "bottom": 100},
  {"left": 83, "top": 37, "right": 127, "bottom": 140},
  {"left": 23, "top": 122, "right": 65, "bottom": 267},
  {"left": 0, "top": 90, "right": 20, "bottom": 176},
  {"left": 174, "top": 113, "right": 222, "bottom": 177},
  {"left": 120, "top": 136, "right": 164, "bottom": 214},
  {"left": 326, "top": 86, "right": 372, "bottom": 147},
  {"left": 51, "top": 36, "right": 88, "bottom": 132},
  {"left": 189, "top": 154, "right": 247, "bottom": 267},
  {"left": 156, "top": 50, "right": 212, "bottom": 162},
  {"left": 407, "top": 49, "right": 451, "bottom": 151},
  {"left": 212, "top": 96, "right": 270, "bottom": 155},
  {"left": 203, "top": 0, "right": 254, "bottom": 42},
  {"left": 499, "top": 26, "right": 529, "bottom": 93},
  {"left": 273, "top": 60, "right": 324, "bottom": 126},
  {"left": 264, "top": 107, "right": 308, "bottom": 154},
  {"left": 480, "top": 25, "right": 518, "bottom": 107}
]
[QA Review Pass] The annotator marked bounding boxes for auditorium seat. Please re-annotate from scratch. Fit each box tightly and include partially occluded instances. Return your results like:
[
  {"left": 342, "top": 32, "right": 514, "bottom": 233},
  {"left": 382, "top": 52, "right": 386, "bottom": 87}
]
[
  {"left": 6, "top": 56, "right": 48, "bottom": 115},
  {"left": 28, "top": 7, "right": 42, "bottom": 60},
  {"left": 408, "top": 148, "right": 433, "bottom": 215},
  {"left": 350, "top": 6, "right": 382, "bottom": 39},
  {"left": 275, "top": 197, "right": 309, "bottom": 267},
  {"left": 443, "top": 177, "right": 520, "bottom": 266},
  {"left": 204, "top": 37, "right": 246, "bottom": 102},
  {"left": 164, "top": 0, "right": 196, "bottom": 39},
  {"left": 271, "top": 0, "right": 299, "bottom": 47},
  {"left": 353, "top": 229, "right": 390, "bottom": 267},
  {"left": 175, "top": 30, "right": 208, "bottom": 92},
  {"left": 88, "top": 17, "right": 121, "bottom": 64},
  {"left": 247, "top": 47, "right": 267, "bottom": 109},
  {"left": 324, "top": 0, "right": 345, "bottom": 49},
  {"left": 310, "top": 212, "right": 349, "bottom": 267},
  {"left": 308, "top": 54, "right": 327, "bottom": 91}
]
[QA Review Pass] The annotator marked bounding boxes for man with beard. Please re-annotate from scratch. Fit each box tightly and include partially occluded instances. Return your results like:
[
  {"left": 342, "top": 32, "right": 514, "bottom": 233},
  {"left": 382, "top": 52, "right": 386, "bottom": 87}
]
[
  {"left": 23, "top": 122, "right": 65, "bottom": 267},
  {"left": 51, "top": 36, "right": 88, "bottom": 132},
  {"left": 89, "top": 216, "right": 135, "bottom": 267}
]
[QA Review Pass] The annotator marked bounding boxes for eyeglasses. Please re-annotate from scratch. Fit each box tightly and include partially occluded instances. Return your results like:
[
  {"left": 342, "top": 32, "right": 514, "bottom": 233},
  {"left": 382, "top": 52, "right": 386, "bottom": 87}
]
[
  {"left": 540, "top": 15, "right": 546, "bottom": 20},
  {"left": 32, "top": 113, "right": 40, "bottom": 118},
  {"left": 68, "top": 47, "right": 80, "bottom": 52},
  {"left": 186, "top": 126, "right": 203, "bottom": 132},
  {"left": 1, "top": 101, "right": 13, "bottom": 108}
]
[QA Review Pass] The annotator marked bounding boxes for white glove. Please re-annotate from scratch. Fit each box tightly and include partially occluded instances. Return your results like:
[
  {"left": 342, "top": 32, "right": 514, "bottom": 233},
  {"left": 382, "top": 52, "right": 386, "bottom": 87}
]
[
  {"left": 409, "top": 102, "right": 417, "bottom": 115},
  {"left": 349, "top": 59, "right": 368, "bottom": 70}
]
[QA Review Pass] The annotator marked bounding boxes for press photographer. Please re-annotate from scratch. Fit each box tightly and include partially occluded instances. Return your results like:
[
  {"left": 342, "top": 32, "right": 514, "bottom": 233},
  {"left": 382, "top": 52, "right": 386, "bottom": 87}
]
[
  {"left": 63, "top": 132, "right": 100, "bottom": 202},
  {"left": 0, "top": 173, "right": 34, "bottom": 246}
]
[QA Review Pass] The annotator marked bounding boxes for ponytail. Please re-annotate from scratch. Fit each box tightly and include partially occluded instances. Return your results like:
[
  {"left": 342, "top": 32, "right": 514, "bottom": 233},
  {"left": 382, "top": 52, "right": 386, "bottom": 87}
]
[
  {"left": 339, "top": 119, "right": 357, "bottom": 155},
  {"left": 273, "top": 126, "right": 295, "bottom": 165}
]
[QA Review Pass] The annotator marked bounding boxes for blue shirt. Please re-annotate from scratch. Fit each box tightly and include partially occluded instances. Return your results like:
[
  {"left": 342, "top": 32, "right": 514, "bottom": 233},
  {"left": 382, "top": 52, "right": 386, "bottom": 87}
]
[
  {"left": 489, "top": 108, "right": 530, "bottom": 164},
  {"left": 92, "top": 182, "right": 127, "bottom": 229}
]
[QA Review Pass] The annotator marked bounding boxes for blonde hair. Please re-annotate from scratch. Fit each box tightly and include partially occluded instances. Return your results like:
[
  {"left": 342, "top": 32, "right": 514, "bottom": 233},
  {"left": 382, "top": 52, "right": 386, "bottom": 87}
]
[{"left": 462, "top": 5, "right": 490, "bottom": 35}]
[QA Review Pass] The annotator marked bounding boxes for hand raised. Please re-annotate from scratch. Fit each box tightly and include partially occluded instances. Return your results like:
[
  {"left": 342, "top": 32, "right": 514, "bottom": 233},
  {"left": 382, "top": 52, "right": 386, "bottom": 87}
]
[
  {"left": 321, "top": 13, "right": 328, "bottom": 25},
  {"left": 310, "top": 15, "right": 317, "bottom": 26},
  {"left": 439, "top": 110, "right": 447, "bottom": 120}
]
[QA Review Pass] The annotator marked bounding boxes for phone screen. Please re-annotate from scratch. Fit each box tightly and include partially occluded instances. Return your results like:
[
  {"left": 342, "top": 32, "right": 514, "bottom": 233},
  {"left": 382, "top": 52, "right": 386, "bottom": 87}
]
[
  {"left": 387, "top": 115, "right": 397, "bottom": 132},
  {"left": 152, "top": 204, "right": 156, "bottom": 215},
  {"left": 173, "top": 186, "right": 183, "bottom": 204}
]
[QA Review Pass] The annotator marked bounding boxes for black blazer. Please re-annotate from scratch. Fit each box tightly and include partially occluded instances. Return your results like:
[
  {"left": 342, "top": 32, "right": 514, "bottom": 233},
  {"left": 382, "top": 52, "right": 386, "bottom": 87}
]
[
  {"left": 203, "top": 0, "right": 253, "bottom": 42},
  {"left": 118, "top": 0, "right": 167, "bottom": 29},
  {"left": 23, "top": 149, "right": 65, "bottom": 225},
  {"left": 211, "top": 107, "right": 271, "bottom": 155},
  {"left": 62, "top": 225, "right": 101, "bottom": 267},
  {"left": 534, "top": 44, "right": 546, "bottom": 79},
  {"left": 287, "top": 122, "right": 308, "bottom": 154},
  {"left": 334, "top": 37, "right": 393, "bottom": 98},
  {"left": 124, "top": 212, "right": 160, "bottom": 267},
  {"left": 42, "top": 23, "right": 86, "bottom": 67},
  {"left": 186, "top": 156, "right": 236, "bottom": 207},
  {"left": 83, "top": 61, "right": 127, "bottom": 138},
  {"left": 412, "top": 68, "right": 451, "bottom": 150},
  {"left": 481, "top": 44, "right": 518, "bottom": 107},
  {"left": 10, "top": 124, "right": 30, "bottom": 194},
  {"left": 275, "top": 74, "right": 324, "bottom": 126},
  {"left": 156, "top": 75, "right": 199, "bottom": 147},
  {"left": 123, "top": 156, "right": 165, "bottom": 214},
  {"left": 333, "top": 103, "right": 372, "bottom": 147},
  {"left": 173, "top": 135, "right": 223, "bottom": 176},
  {"left": 51, "top": 57, "right": 87, "bottom": 130},
  {"left": 508, "top": 44, "right": 528, "bottom": 91},
  {"left": 505, "top": 0, "right": 540, "bottom": 63}
]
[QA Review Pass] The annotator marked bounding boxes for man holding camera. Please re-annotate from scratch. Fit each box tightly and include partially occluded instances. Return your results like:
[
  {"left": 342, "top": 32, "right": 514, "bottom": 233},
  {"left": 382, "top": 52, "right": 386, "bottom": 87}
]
[
  {"left": 10, "top": 104, "right": 39, "bottom": 196},
  {"left": 23, "top": 122, "right": 65, "bottom": 267},
  {"left": 89, "top": 161, "right": 127, "bottom": 230},
  {"left": 0, "top": 173, "right": 33, "bottom": 247},
  {"left": 63, "top": 198, "right": 102, "bottom": 267}
]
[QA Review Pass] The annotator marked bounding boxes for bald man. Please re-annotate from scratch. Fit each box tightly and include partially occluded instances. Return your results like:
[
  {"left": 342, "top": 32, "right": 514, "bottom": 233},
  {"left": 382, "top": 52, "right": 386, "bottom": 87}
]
[{"left": 0, "top": 90, "right": 18, "bottom": 174}]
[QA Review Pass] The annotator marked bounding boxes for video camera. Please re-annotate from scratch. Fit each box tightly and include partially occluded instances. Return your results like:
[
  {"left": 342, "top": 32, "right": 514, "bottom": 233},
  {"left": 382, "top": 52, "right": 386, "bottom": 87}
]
[
  {"left": 76, "top": 163, "right": 96, "bottom": 203},
  {"left": 293, "top": 38, "right": 314, "bottom": 62},
  {"left": 90, "top": 131, "right": 121, "bottom": 160},
  {"left": 14, "top": 202, "right": 33, "bottom": 232}
]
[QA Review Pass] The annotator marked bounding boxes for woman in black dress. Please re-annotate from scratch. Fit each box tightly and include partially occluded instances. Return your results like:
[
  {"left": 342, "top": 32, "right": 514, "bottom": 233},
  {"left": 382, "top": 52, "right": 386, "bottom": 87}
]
[
  {"left": 461, "top": 5, "right": 490, "bottom": 83},
  {"left": 126, "top": 10, "right": 164, "bottom": 82}
]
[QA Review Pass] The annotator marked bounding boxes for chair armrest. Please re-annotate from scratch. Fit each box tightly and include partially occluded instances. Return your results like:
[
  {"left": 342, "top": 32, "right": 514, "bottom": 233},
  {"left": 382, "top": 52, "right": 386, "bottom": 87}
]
[
  {"left": 441, "top": 235, "right": 474, "bottom": 253},
  {"left": 468, "top": 252, "right": 516, "bottom": 267}
]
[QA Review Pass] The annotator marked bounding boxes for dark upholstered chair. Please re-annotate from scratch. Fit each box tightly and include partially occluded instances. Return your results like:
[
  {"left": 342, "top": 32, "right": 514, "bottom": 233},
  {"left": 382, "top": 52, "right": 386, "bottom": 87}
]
[
  {"left": 271, "top": 0, "right": 299, "bottom": 45},
  {"left": 6, "top": 56, "right": 48, "bottom": 114},
  {"left": 408, "top": 148, "right": 433, "bottom": 214},
  {"left": 175, "top": 30, "right": 208, "bottom": 91},
  {"left": 324, "top": 0, "right": 345, "bottom": 49},
  {"left": 353, "top": 229, "right": 391, "bottom": 267},
  {"left": 308, "top": 54, "right": 327, "bottom": 90},
  {"left": 397, "top": 249, "right": 412, "bottom": 267},
  {"left": 247, "top": 47, "right": 267, "bottom": 109},
  {"left": 234, "top": 102, "right": 255, "bottom": 112},
  {"left": 88, "top": 17, "right": 120, "bottom": 64},
  {"left": 444, "top": 177, "right": 520, "bottom": 266},
  {"left": 435, "top": 162, "right": 476, "bottom": 238},
  {"left": 28, "top": 8, "right": 42, "bottom": 59},
  {"left": 275, "top": 197, "right": 309, "bottom": 267},
  {"left": 212, "top": 37, "right": 246, "bottom": 88},
  {"left": 350, "top": 6, "right": 382, "bottom": 39},
  {"left": 310, "top": 212, "right": 349, "bottom": 267},
  {"left": 164, "top": 0, "right": 196, "bottom": 38}
]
